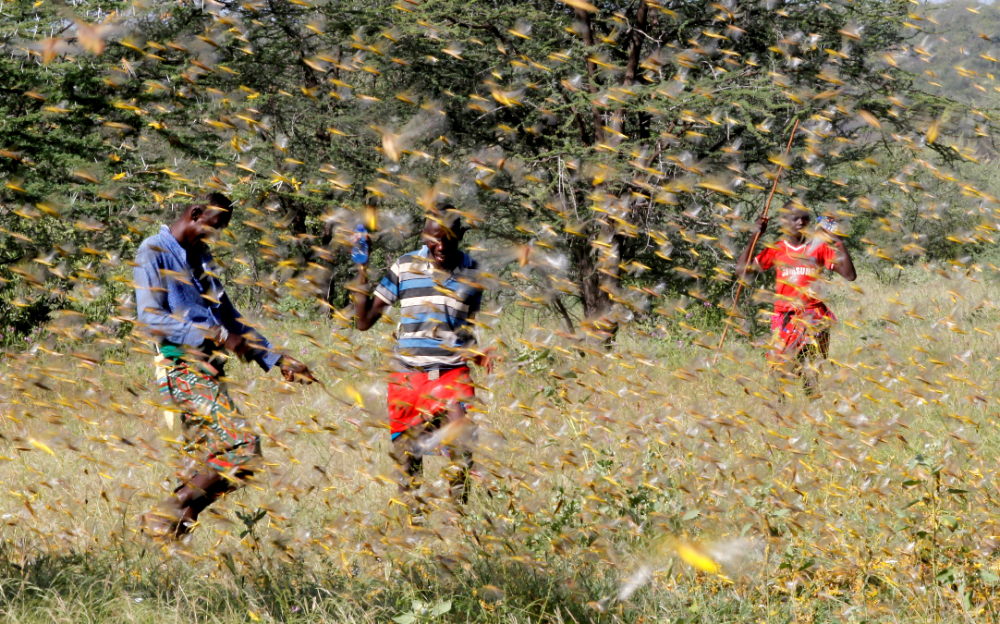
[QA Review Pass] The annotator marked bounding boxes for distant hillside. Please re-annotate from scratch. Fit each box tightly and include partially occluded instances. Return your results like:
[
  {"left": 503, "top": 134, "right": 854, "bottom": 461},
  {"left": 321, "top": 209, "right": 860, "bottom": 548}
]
[{"left": 906, "top": 1, "right": 1000, "bottom": 107}]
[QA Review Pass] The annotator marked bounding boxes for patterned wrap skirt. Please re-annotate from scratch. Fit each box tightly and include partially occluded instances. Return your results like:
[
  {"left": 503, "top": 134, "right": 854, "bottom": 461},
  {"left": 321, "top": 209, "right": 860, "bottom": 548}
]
[{"left": 155, "top": 356, "right": 262, "bottom": 474}]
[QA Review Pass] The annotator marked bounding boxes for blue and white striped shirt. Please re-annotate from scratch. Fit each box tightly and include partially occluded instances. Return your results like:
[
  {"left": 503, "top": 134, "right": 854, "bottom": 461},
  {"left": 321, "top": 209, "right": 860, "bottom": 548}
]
[{"left": 373, "top": 246, "right": 482, "bottom": 371}]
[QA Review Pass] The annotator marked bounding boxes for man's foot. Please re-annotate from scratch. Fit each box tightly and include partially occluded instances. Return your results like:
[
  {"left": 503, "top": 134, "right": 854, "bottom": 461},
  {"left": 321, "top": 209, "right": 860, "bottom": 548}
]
[
  {"left": 139, "top": 501, "right": 195, "bottom": 539},
  {"left": 139, "top": 509, "right": 182, "bottom": 539},
  {"left": 804, "top": 382, "right": 822, "bottom": 400},
  {"left": 407, "top": 512, "right": 426, "bottom": 528}
]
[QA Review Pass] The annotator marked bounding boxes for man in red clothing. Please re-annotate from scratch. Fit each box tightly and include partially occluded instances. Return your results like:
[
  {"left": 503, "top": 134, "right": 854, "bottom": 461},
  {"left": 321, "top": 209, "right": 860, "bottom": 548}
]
[{"left": 736, "top": 203, "right": 856, "bottom": 398}]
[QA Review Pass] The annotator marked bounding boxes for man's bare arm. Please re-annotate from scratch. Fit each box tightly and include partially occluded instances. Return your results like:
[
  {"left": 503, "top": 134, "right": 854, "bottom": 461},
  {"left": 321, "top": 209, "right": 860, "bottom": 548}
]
[
  {"left": 352, "top": 264, "right": 390, "bottom": 331},
  {"left": 830, "top": 237, "right": 857, "bottom": 281}
]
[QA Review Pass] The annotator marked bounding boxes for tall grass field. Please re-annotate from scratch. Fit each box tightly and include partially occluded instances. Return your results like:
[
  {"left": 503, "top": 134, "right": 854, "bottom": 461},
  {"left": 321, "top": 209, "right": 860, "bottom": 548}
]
[{"left": 2, "top": 266, "right": 1000, "bottom": 624}]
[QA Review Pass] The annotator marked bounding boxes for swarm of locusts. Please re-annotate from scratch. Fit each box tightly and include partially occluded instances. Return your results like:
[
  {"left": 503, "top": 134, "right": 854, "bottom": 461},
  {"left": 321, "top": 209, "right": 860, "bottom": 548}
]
[{"left": 2, "top": 0, "right": 1000, "bottom": 621}]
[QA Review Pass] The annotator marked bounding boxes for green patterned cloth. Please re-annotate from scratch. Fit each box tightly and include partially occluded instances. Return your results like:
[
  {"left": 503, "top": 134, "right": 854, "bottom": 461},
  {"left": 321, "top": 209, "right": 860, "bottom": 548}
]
[{"left": 156, "top": 359, "right": 261, "bottom": 473}]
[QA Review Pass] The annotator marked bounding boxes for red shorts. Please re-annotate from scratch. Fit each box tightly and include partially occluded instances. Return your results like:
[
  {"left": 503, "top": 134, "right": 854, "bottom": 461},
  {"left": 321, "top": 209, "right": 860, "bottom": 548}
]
[
  {"left": 387, "top": 366, "right": 475, "bottom": 437},
  {"left": 768, "top": 305, "right": 835, "bottom": 365}
]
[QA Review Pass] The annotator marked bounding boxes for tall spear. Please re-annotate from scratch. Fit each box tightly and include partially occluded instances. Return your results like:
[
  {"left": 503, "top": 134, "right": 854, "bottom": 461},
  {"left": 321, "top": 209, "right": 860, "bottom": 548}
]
[{"left": 714, "top": 119, "right": 800, "bottom": 355}]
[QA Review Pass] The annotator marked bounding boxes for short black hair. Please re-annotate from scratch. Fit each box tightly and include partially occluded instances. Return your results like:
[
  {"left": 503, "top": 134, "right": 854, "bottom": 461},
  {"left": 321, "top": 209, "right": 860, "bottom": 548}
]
[
  {"left": 205, "top": 192, "right": 233, "bottom": 212},
  {"left": 444, "top": 210, "right": 466, "bottom": 239},
  {"left": 424, "top": 209, "right": 466, "bottom": 240},
  {"left": 781, "top": 201, "right": 810, "bottom": 217},
  {"left": 425, "top": 196, "right": 466, "bottom": 238},
  {"left": 189, "top": 192, "right": 233, "bottom": 226}
]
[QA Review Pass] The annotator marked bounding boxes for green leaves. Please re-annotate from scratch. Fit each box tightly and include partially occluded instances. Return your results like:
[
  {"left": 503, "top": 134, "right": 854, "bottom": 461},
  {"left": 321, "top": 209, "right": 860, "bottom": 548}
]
[
  {"left": 430, "top": 600, "right": 452, "bottom": 617},
  {"left": 0, "top": 0, "right": 985, "bottom": 342},
  {"left": 392, "top": 599, "right": 452, "bottom": 624}
]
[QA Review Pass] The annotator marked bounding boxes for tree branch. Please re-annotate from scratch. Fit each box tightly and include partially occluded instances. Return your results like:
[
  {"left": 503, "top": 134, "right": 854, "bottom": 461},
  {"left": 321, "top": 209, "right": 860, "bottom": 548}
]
[{"left": 552, "top": 295, "right": 576, "bottom": 333}]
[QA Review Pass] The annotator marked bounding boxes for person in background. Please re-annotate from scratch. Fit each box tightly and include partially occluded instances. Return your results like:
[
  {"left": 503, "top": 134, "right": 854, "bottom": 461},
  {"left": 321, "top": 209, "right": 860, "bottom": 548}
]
[
  {"left": 350, "top": 203, "right": 494, "bottom": 524},
  {"left": 736, "top": 202, "right": 856, "bottom": 398},
  {"left": 133, "top": 192, "right": 313, "bottom": 538}
]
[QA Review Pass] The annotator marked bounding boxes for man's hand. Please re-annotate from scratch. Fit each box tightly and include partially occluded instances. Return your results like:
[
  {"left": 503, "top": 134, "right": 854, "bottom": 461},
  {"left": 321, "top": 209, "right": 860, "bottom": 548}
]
[
  {"left": 350, "top": 230, "right": 370, "bottom": 267},
  {"left": 278, "top": 355, "right": 315, "bottom": 384},
  {"left": 347, "top": 231, "right": 370, "bottom": 292},
  {"left": 752, "top": 216, "right": 769, "bottom": 238},
  {"left": 471, "top": 346, "right": 497, "bottom": 374},
  {"left": 222, "top": 332, "right": 250, "bottom": 359}
]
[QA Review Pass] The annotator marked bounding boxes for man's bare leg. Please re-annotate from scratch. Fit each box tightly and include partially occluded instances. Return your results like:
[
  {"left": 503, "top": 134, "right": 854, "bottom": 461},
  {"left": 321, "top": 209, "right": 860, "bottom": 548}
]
[
  {"left": 770, "top": 358, "right": 799, "bottom": 405},
  {"left": 799, "top": 343, "right": 822, "bottom": 399},
  {"left": 443, "top": 402, "right": 473, "bottom": 506},
  {"left": 392, "top": 437, "right": 424, "bottom": 495},
  {"left": 390, "top": 430, "right": 426, "bottom": 524},
  {"left": 144, "top": 471, "right": 237, "bottom": 537},
  {"left": 388, "top": 405, "right": 475, "bottom": 527}
]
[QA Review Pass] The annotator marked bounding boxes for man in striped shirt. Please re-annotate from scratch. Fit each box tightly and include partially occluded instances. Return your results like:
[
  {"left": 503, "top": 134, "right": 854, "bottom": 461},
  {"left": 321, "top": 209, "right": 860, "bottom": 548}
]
[{"left": 352, "top": 207, "right": 493, "bottom": 516}]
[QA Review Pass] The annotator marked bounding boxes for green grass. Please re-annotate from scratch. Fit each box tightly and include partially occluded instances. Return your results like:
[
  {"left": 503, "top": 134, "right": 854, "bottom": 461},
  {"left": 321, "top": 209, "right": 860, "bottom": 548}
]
[{"left": 3, "top": 266, "right": 1000, "bottom": 623}]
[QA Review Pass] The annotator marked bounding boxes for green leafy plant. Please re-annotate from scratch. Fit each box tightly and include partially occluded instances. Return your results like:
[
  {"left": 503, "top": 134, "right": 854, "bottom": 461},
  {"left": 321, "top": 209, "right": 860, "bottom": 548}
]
[{"left": 392, "top": 599, "right": 452, "bottom": 624}]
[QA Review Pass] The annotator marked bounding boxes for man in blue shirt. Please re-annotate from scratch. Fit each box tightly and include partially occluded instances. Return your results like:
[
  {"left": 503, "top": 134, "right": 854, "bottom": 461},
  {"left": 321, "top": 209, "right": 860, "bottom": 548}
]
[
  {"left": 352, "top": 204, "right": 494, "bottom": 520},
  {"left": 133, "top": 192, "right": 313, "bottom": 537}
]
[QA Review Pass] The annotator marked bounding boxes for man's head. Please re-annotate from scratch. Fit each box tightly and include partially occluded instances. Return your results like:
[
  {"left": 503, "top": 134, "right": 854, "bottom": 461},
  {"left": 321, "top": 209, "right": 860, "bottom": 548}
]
[
  {"left": 780, "top": 202, "right": 811, "bottom": 237},
  {"left": 176, "top": 193, "right": 233, "bottom": 248},
  {"left": 423, "top": 201, "right": 466, "bottom": 269}
]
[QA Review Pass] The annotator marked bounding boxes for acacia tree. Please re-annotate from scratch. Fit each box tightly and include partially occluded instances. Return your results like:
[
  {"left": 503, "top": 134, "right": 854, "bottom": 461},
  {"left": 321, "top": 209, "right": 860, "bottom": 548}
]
[
  {"left": 0, "top": 0, "right": 177, "bottom": 339},
  {"left": 396, "top": 0, "right": 973, "bottom": 329},
  {"left": 0, "top": 0, "right": 990, "bottom": 342}
]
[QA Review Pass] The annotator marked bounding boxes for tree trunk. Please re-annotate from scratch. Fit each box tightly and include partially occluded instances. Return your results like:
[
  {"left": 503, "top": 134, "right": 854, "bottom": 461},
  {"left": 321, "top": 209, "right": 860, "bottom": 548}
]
[
  {"left": 573, "top": 231, "right": 617, "bottom": 344},
  {"left": 276, "top": 193, "right": 310, "bottom": 258},
  {"left": 576, "top": 0, "right": 649, "bottom": 344},
  {"left": 623, "top": 1, "right": 649, "bottom": 88},
  {"left": 572, "top": 2, "right": 649, "bottom": 345},
  {"left": 621, "top": 1, "right": 651, "bottom": 140}
]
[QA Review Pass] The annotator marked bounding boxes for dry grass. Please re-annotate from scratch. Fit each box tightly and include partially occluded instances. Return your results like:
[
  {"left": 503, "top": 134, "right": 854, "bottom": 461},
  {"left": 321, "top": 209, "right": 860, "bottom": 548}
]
[{"left": 2, "top": 265, "right": 1000, "bottom": 623}]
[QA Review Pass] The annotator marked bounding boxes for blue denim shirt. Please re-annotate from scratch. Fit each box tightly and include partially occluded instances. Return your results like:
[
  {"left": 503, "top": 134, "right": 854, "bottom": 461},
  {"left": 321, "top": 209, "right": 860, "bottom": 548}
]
[{"left": 133, "top": 225, "right": 280, "bottom": 371}]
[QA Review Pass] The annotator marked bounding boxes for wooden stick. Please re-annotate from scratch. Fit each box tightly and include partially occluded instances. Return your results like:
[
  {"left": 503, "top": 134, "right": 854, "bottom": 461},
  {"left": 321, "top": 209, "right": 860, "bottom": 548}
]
[{"left": 715, "top": 118, "right": 800, "bottom": 355}]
